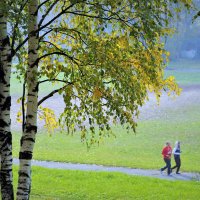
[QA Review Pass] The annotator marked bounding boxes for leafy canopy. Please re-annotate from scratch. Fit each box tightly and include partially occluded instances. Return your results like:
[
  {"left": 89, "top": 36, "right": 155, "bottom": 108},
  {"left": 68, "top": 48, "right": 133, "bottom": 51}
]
[{"left": 8, "top": 0, "right": 193, "bottom": 144}]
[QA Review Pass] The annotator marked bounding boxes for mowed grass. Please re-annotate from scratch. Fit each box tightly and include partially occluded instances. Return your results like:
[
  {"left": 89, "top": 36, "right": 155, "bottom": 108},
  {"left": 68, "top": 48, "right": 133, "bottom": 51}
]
[
  {"left": 12, "top": 118, "right": 200, "bottom": 172},
  {"left": 10, "top": 73, "right": 63, "bottom": 96},
  {"left": 11, "top": 60, "right": 200, "bottom": 172},
  {"left": 165, "top": 59, "right": 200, "bottom": 86},
  {"left": 165, "top": 70, "right": 200, "bottom": 86},
  {"left": 8, "top": 60, "right": 200, "bottom": 199},
  {"left": 6, "top": 166, "right": 199, "bottom": 200}
]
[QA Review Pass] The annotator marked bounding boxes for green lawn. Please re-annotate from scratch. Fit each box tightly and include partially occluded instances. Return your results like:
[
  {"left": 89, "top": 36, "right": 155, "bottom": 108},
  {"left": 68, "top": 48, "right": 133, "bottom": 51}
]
[
  {"left": 8, "top": 166, "right": 200, "bottom": 200},
  {"left": 165, "top": 70, "right": 200, "bottom": 86},
  {"left": 13, "top": 118, "right": 200, "bottom": 172},
  {"left": 10, "top": 60, "right": 200, "bottom": 199},
  {"left": 11, "top": 73, "right": 64, "bottom": 96},
  {"left": 165, "top": 60, "right": 200, "bottom": 86}
]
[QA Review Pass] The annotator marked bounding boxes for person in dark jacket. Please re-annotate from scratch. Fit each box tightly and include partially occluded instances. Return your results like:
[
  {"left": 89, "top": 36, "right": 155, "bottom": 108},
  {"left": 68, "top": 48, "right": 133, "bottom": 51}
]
[
  {"left": 171, "top": 141, "right": 181, "bottom": 174},
  {"left": 160, "top": 142, "right": 172, "bottom": 175}
]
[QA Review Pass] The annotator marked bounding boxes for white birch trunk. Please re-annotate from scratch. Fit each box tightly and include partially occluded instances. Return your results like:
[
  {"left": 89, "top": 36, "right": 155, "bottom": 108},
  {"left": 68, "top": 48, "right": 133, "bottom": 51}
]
[
  {"left": 0, "top": 1, "right": 14, "bottom": 199},
  {"left": 17, "top": 0, "right": 38, "bottom": 199}
]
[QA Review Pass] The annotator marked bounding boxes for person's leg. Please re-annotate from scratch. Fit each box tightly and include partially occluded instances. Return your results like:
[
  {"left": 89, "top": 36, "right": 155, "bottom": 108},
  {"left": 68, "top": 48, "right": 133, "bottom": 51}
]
[
  {"left": 166, "top": 159, "right": 171, "bottom": 175},
  {"left": 176, "top": 157, "right": 181, "bottom": 173},
  {"left": 161, "top": 158, "right": 168, "bottom": 171},
  {"left": 171, "top": 155, "right": 178, "bottom": 171}
]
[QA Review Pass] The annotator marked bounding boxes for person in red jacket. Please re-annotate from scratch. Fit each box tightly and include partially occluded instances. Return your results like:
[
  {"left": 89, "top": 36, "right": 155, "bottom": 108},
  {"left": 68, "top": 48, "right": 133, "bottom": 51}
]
[{"left": 160, "top": 141, "right": 172, "bottom": 175}]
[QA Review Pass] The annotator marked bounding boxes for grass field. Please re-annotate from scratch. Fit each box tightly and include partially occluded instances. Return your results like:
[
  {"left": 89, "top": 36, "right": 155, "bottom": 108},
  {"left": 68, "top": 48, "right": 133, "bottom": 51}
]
[
  {"left": 12, "top": 118, "right": 200, "bottom": 172},
  {"left": 11, "top": 60, "right": 200, "bottom": 172},
  {"left": 10, "top": 60, "right": 200, "bottom": 199},
  {"left": 4, "top": 166, "right": 198, "bottom": 200},
  {"left": 165, "top": 60, "right": 200, "bottom": 86}
]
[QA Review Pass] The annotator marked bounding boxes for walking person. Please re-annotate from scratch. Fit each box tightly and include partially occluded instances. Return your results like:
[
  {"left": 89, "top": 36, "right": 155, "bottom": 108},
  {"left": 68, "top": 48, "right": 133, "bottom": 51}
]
[
  {"left": 171, "top": 141, "right": 181, "bottom": 174},
  {"left": 160, "top": 142, "right": 172, "bottom": 175}
]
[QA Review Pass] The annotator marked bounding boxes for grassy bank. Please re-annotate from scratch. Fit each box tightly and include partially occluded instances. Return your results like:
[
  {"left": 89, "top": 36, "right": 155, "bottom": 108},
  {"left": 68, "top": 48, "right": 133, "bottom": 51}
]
[{"left": 7, "top": 166, "right": 199, "bottom": 200}]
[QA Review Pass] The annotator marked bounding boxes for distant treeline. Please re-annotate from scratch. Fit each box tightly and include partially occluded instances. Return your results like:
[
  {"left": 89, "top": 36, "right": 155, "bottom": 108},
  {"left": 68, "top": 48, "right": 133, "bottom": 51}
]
[{"left": 166, "top": 0, "right": 200, "bottom": 61}]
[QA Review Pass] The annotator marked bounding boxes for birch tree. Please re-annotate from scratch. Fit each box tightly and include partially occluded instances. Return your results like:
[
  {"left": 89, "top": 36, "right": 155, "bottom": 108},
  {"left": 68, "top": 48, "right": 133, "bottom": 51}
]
[
  {"left": 16, "top": 0, "right": 39, "bottom": 199},
  {"left": 0, "top": 1, "right": 14, "bottom": 199},
  {"left": 0, "top": 0, "right": 194, "bottom": 199}
]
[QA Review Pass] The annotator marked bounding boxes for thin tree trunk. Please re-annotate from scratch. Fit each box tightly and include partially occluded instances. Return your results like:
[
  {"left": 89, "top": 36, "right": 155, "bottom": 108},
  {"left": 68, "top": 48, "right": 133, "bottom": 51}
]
[
  {"left": 0, "top": 1, "right": 14, "bottom": 199},
  {"left": 17, "top": 0, "right": 38, "bottom": 199}
]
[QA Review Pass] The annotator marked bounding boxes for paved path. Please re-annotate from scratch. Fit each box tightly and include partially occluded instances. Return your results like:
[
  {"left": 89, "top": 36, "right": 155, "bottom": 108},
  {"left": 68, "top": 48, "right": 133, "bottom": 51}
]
[{"left": 13, "top": 158, "right": 200, "bottom": 181}]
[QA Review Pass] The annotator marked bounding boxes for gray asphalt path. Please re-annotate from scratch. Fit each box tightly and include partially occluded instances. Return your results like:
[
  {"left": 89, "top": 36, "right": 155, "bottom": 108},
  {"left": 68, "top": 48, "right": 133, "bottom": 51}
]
[{"left": 13, "top": 158, "right": 200, "bottom": 181}]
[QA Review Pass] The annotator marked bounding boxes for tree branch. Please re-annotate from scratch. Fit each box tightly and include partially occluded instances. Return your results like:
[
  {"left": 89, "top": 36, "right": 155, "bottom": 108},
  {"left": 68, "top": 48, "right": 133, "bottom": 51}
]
[
  {"left": 14, "top": 1, "right": 77, "bottom": 55},
  {"left": 40, "top": 40, "right": 64, "bottom": 51},
  {"left": 37, "top": 51, "right": 79, "bottom": 66},
  {"left": 38, "top": 79, "right": 71, "bottom": 85},
  {"left": 38, "top": 3, "right": 77, "bottom": 33},
  {"left": 38, "top": 83, "right": 72, "bottom": 106},
  {"left": 11, "top": 0, "right": 29, "bottom": 57},
  {"left": 38, "top": 0, "right": 51, "bottom": 10},
  {"left": 39, "top": 29, "right": 53, "bottom": 41},
  {"left": 38, "top": 0, "right": 58, "bottom": 28}
]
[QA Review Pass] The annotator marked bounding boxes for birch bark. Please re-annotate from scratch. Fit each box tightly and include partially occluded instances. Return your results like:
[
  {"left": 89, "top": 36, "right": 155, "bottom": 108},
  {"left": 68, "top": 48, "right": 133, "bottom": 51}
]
[
  {"left": 17, "top": 0, "right": 38, "bottom": 199},
  {"left": 0, "top": 1, "right": 14, "bottom": 199}
]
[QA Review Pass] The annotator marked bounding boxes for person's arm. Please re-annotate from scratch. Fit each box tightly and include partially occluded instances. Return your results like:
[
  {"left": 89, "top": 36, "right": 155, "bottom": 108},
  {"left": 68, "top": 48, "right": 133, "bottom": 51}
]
[{"left": 172, "top": 147, "right": 176, "bottom": 154}]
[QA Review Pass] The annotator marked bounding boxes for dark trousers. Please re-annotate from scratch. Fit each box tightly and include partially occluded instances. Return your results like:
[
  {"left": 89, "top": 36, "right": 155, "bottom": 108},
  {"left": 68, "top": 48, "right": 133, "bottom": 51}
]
[
  {"left": 161, "top": 158, "right": 171, "bottom": 175},
  {"left": 171, "top": 155, "right": 181, "bottom": 173}
]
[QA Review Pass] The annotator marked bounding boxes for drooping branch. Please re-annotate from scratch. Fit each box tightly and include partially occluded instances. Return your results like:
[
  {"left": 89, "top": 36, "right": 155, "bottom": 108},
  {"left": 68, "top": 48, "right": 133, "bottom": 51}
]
[
  {"left": 38, "top": 78, "right": 70, "bottom": 85},
  {"left": 38, "top": 0, "right": 58, "bottom": 28},
  {"left": 14, "top": 2, "right": 77, "bottom": 55},
  {"left": 40, "top": 40, "right": 64, "bottom": 51},
  {"left": 39, "top": 27, "right": 88, "bottom": 46},
  {"left": 37, "top": 3, "right": 77, "bottom": 33},
  {"left": 38, "top": 0, "right": 51, "bottom": 10},
  {"left": 13, "top": 0, "right": 133, "bottom": 56},
  {"left": 35, "top": 51, "right": 80, "bottom": 66},
  {"left": 39, "top": 29, "right": 53, "bottom": 41},
  {"left": 38, "top": 83, "right": 73, "bottom": 106}
]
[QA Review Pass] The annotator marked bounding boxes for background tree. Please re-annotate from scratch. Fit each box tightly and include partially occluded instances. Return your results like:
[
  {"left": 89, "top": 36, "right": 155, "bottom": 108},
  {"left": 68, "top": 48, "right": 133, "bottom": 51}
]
[{"left": 166, "top": 0, "right": 200, "bottom": 60}]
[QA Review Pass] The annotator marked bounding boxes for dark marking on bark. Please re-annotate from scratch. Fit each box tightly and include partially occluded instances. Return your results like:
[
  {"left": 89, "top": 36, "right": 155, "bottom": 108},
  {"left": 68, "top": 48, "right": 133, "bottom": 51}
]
[
  {"left": 32, "top": 84, "right": 38, "bottom": 92},
  {"left": 1, "top": 96, "right": 11, "bottom": 110},
  {"left": 0, "top": 93, "right": 5, "bottom": 98},
  {"left": 28, "top": 93, "right": 35, "bottom": 97},
  {"left": 19, "top": 152, "right": 33, "bottom": 160},
  {"left": 7, "top": 54, "right": 12, "bottom": 62},
  {"left": 2, "top": 36, "right": 10, "bottom": 47},
  {"left": 1, "top": 132, "right": 12, "bottom": 150},
  {"left": 0, "top": 65, "right": 6, "bottom": 83},
  {"left": 0, "top": 169, "right": 14, "bottom": 200},
  {"left": 20, "top": 136, "right": 24, "bottom": 146},
  {"left": 28, "top": 49, "right": 36, "bottom": 54},
  {"left": 25, "top": 125, "right": 37, "bottom": 133},
  {"left": 18, "top": 172, "right": 30, "bottom": 179},
  {"left": 27, "top": 114, "right": 33, "bottom": 119},
  {"left": 0, "top": 119, "right": 8, "bottom": 128}
]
